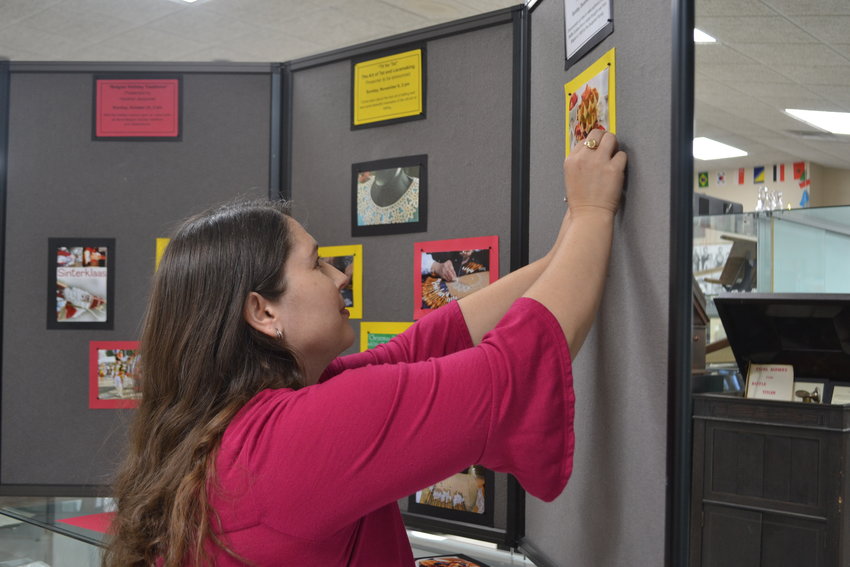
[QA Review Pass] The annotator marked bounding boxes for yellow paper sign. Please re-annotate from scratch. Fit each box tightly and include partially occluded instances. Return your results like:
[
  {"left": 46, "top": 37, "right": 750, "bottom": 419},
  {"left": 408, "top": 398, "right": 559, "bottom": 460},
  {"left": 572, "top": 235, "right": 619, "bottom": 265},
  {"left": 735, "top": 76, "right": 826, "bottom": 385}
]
[
  {"left": 353, "top": 49, "right": 423, "bottom": 126},
  {"left": 360, "top": 322, "right": 414, "bottom": 352},
  {"left": 155, "top": 238, "right": 170, "bottom": 271}
]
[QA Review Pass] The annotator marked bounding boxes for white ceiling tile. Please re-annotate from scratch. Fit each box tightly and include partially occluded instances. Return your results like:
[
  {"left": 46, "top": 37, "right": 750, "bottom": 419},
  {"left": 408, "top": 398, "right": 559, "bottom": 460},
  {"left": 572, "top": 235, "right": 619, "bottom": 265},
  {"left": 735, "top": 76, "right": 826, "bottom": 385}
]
[
  {"left": 817, "top": 85, "right": 850, "bottom": 109},
  {"left": 91, "top": 26, "right": 209, "bottom": 61},
  {"left": 735, "top": 42, "right": 850, "bottom": 67},
  {"left": 201, "top": 0, "right": 328, "bottom": 29},
  {"left": 63, "top": 42, "right": 144, "bottom": 61},
  {"left": 698, "top": 63, "right": 794, "bottom": 84},
  {"left": 221, "top": 30, "right": 324, "bottom": 62},
  {"left": 696, "top": 0, "right": 777, "bottom": 17},
  {"left": 14, "top": 5, "right": 134, "bottom": 43},
  {"left": 696, "top": 44, "right": 759, "bottom": 66},
  {"left": 147, "top": 6, "right": 262, "bottom": 44},
  {"left": 795, "top": 16, "right": 850, "bottom": 45},
  {"left": 780, "top": 64, "right": 850, "bottom": 86},
  {"left": 380, "top": 0, "right": 479, "bottom": 21},
  {"left": 697, "top": 16, "right": 818, "bottom": 44},
  {"left": 335, "top": 1, "right": 430, "bottom": 30},
  {"left": 0, "top": 0, "right": 64, "bottom": 28},
  {"left": 59, "top": 0, "right": 184, "bottom": 25},
  {"left": 731, "top": 81, "right": 824, "bottom": 98},
  {"left": 0, "top": 24, "right": 80, "bottom": 57},
  {"left": 762, "top": 0, "right": 850, "bottom": 16}
]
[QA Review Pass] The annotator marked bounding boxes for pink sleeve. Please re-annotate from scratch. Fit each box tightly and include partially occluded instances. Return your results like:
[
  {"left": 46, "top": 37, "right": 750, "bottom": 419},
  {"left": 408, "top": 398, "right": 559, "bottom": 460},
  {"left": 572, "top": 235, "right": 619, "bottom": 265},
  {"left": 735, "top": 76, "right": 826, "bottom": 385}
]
[
  {"left": 245, "top": 298, "right": 573, "bottom": 540},
  {"left": 319, "top": 301, "right": 474, "bottom": 382}
]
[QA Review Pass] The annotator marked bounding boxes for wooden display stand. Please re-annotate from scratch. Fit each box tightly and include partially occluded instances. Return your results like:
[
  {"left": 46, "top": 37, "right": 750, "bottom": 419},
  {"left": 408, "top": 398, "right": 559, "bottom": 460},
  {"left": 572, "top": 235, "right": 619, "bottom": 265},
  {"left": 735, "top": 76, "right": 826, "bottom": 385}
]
[
  {"left": 691, "top": 293, "right": 850, "bottom": 567},
  {"left": 690, "top": 394, "right": 850, "bottom": 567}
]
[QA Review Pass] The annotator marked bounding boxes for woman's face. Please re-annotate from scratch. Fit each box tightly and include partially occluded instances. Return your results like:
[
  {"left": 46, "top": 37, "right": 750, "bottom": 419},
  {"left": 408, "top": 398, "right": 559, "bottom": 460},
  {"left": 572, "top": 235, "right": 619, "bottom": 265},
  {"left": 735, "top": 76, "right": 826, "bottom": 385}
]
[{"left": 273, "top": 220, "right": 355, "bottom": 381}]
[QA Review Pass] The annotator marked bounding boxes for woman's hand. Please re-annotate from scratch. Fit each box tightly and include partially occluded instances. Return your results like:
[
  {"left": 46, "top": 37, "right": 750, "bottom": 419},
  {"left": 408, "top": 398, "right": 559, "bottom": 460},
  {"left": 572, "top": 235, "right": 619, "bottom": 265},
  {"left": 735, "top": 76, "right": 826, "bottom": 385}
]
[
  {"left": 431, "top": 260, "right": 457, "bottom": 282},
  {"left": 564, "top": 131, "right": 627, "bottom": 216}
]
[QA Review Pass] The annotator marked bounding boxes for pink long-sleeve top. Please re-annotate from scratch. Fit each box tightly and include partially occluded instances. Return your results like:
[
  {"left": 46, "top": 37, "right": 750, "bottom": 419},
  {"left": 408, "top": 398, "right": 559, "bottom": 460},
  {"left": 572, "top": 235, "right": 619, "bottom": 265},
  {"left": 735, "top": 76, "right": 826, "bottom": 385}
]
[{"left": 209, "top": 297, "right": 575, "bottom": 566}]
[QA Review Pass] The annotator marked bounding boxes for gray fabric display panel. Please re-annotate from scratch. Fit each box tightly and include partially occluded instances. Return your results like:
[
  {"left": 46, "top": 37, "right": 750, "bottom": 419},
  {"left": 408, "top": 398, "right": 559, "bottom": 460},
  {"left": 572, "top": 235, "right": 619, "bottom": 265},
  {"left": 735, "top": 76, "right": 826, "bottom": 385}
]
[
  {"left": 522, "top": 0, "right": 674, "bottom": 565},
  {"left": 288, "top": 23, "right": 515, "bottom": 534},
  {"left": 2, "top": 68, "right": 272, "bottom": 490}
]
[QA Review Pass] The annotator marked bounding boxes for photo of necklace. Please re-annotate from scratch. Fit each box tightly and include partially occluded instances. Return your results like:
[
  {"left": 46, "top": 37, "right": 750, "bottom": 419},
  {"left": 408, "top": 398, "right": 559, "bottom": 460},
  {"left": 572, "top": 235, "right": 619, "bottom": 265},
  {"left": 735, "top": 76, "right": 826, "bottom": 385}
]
[{"left": 357, "top": 167, "right": 420, "bottom": 226}]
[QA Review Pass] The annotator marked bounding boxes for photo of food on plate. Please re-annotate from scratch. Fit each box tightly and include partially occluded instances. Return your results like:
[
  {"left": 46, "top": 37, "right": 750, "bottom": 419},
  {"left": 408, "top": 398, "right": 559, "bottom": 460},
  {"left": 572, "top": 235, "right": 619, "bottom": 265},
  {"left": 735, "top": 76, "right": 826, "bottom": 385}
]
[{"left": 567, "top": 65, "right": 610, "bottom": 153}]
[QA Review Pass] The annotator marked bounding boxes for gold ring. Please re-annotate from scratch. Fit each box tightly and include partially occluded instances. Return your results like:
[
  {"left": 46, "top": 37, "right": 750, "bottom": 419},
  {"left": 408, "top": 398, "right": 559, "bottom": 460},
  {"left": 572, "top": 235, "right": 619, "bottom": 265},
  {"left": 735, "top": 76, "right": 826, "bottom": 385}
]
[{"left": 583, "top": 138, "right": 599, "bottom": 150}]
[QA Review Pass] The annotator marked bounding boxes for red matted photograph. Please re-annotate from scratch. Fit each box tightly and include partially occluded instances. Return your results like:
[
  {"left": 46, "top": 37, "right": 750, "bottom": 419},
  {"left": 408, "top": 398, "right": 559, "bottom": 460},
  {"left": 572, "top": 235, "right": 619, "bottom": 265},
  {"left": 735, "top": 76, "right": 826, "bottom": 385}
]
[
  {"left": 413, "top": 236, "right": 498, "bottom": 320},
  {"left": 89, "top": 341, "right": 141, "bottom": 409}
]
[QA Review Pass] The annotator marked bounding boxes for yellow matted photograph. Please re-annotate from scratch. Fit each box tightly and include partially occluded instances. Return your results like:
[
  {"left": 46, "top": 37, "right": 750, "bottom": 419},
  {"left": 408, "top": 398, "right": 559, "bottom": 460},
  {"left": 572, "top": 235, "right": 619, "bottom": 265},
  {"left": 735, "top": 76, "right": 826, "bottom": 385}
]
[
  {"left": 319, "top": 244, "right": 363, "bottom": 319},
  {"left": 564, "top": 47, "right": 616, "bottom": 157}
]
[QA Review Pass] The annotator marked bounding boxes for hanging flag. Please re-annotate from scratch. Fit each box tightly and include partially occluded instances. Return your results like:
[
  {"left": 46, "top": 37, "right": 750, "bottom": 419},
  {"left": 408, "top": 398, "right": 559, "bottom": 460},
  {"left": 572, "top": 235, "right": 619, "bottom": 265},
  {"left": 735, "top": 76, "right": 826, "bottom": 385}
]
[
  {"left": 779, "top": 163, "right": 785, "bottom": 182},
  {"left": 800, "top": 189, "right": 809, "bottom": 207},
  {"left": 717, "top": 171, "right": 726, "bottom": 185},
  {"left": 753, "top": 166, "right": 765, "bottom": 184},
  {"left": 738, "top": 168, "right": 745, "bottom": 184},
  {"left": 793, "top": 161, "right": 805, "bottom": 180},
  {"left": 698, "top": 171, "right": 709, "bottom": 188}
]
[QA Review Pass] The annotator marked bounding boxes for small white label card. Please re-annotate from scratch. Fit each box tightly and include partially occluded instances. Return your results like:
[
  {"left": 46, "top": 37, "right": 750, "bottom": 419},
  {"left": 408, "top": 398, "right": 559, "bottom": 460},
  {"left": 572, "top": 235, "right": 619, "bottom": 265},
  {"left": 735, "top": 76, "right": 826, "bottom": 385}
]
[
  {"left": 831, "top": 385, "right": 850, "bottom": 405},
  {"left": 746, "top": 363, "right": 794, "bottom": 401}
]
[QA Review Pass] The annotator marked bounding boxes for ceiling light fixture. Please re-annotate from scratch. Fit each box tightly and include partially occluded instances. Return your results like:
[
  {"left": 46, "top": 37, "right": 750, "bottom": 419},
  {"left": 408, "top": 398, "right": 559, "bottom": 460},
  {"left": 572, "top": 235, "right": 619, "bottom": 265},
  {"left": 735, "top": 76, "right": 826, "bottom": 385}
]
[
  {"left": 694, "top": 29, "right": 717, "bottom": 43},
  {"left": 693, "top": 137, "right": 747, "bottom": 160},
  {"left": 785, "top": 108, "right": 850, "bottom": 135}
]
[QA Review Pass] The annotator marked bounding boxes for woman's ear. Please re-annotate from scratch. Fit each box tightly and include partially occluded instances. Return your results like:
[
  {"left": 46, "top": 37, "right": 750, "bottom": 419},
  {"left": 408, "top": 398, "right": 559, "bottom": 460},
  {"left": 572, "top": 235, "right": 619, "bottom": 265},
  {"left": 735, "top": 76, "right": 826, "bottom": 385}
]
[{"left": 243, "top": 291, "right": 278, "bottom": 336}]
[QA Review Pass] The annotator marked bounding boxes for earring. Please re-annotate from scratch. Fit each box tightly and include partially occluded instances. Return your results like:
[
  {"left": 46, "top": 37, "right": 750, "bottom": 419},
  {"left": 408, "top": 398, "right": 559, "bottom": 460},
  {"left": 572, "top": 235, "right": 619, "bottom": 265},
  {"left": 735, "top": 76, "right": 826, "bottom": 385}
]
[{"left": 274, "top": 328, "right": 283, "bottom": 341}]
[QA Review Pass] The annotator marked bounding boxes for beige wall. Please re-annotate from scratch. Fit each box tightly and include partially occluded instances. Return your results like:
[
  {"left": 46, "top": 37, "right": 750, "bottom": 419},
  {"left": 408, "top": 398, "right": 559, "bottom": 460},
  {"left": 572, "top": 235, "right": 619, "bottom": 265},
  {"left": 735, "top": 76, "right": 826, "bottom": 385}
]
[{"left": 814, "top": 164, "right": 850, "bottom": 207}]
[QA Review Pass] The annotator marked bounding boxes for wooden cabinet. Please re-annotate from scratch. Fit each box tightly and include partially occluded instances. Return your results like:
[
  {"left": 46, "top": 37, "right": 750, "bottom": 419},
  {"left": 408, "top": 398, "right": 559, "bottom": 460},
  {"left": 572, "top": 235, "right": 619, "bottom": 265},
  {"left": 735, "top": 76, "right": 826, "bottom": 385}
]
[{"left": 691, "top": 394, "right": 850, "bottom": 567}]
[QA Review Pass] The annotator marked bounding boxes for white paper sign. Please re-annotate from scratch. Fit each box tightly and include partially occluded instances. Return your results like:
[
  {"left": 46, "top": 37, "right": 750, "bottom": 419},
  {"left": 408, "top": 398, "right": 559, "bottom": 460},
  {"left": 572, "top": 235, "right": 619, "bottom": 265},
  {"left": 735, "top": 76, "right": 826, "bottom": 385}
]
[
  {"left": 746, "top": 364, "right": 794, "bottom": 401},
  {"left": 564, "top": 0, "right": 612, "bottom": 59}
]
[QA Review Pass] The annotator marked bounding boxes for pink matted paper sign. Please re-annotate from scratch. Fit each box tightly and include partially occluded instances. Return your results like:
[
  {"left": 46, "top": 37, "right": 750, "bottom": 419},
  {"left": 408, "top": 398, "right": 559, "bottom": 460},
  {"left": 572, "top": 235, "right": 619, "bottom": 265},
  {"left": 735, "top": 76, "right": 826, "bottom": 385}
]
[{"left": 95, "top": 78, "right": 180, "bottom": 138}]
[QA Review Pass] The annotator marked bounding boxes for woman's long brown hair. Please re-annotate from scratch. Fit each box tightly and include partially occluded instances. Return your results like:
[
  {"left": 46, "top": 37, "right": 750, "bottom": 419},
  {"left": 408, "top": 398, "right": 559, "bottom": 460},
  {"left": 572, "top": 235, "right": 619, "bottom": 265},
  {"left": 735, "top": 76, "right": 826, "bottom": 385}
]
[{"left": 103, "top": 199, "right": 304, "bottom": 567}]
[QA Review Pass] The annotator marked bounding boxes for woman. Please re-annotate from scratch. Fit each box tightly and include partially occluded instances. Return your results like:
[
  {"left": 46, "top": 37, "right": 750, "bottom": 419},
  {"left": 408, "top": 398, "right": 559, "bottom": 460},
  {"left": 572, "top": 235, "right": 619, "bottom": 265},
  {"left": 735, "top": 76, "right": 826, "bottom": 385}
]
[{"left": 104, "top": 130, "right": 626, "bottom": 566}]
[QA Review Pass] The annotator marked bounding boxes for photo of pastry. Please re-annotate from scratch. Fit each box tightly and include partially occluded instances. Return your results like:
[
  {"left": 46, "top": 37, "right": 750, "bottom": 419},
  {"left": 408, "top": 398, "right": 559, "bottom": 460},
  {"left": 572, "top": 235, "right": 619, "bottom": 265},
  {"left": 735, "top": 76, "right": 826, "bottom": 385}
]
[{"left": 564, "top": 48, "right": 616, "bottom": 156}]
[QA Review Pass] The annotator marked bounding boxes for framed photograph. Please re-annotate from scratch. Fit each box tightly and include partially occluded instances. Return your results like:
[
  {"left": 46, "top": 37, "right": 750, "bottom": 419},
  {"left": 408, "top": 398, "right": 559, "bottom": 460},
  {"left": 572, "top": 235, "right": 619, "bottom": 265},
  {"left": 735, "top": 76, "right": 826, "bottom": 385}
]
[
  {"left": 93, "top": 74, "right": 182, "bottom": 141},
  {"left": 564, "top": 47, "right": 616, "bottom": 157},
  {"left": 831, "top": 385, "right": 850, "bottom": 405},
  {"left": 89, "top": 341, "right": 141, "bottom": 409},
  {"left": 360, "top": 322, "right": 413, "bottom": 352},
  {"left": 351, "top": 45, "right": 426, "bottom": 129},
  {"left": 793, "top": 380, "right": 827, "bottom": 404},
  {"left": 318, "top": 245, "right": 363, "bottom": 319},
  {"left": 414, "top": 236, "right": 499, "bottom": 320},
  {"left": 47, "top": 238, "right": 115, "bottom": 330},
  {"left": 408, "top": 465, "right": 495, "bottom": 528},
  {"left": 415, "top": 555, "right": 491, "bottom": 567},
  {"left": 564, "top": 0, "right": 614, "bottom": 70},
  {"left": 352, "top": 155, "right": 427, "bottom": 237}
]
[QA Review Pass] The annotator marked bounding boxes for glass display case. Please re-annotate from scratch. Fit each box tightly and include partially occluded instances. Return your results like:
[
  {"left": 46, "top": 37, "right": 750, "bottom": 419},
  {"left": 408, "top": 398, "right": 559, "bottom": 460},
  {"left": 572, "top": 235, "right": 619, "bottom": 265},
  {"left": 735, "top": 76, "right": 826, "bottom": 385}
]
[{"left": 0, "top": 497, "right": 534, "bottom": 567}]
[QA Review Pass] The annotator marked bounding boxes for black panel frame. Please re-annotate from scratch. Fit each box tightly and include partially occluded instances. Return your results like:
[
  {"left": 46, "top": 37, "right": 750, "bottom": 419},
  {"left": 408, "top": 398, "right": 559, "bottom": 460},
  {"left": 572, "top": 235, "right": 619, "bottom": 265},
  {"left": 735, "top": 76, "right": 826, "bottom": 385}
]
[{"left": 668, "top": 0, "right": 696, "bottom": 565}]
